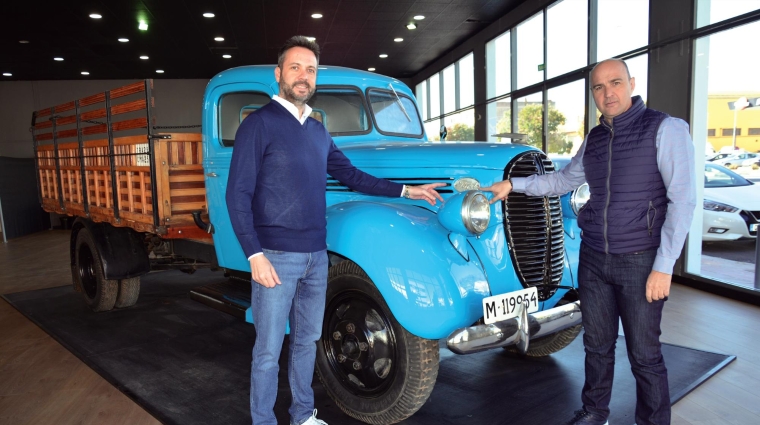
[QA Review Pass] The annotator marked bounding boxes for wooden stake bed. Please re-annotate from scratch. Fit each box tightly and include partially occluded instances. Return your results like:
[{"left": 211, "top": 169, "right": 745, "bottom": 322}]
[{"left": 31, "top": 80, "right": 211, "bottom": 241}]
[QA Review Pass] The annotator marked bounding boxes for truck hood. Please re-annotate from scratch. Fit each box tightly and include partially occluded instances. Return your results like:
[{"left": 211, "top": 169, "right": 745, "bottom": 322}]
[{"left": 340, "top": 141, "right": 538, "bottom": 171}]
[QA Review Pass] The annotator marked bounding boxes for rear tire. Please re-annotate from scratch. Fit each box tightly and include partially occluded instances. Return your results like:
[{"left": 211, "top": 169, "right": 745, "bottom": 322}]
[
  {"left": 316, "top": 260, "right": 439, "bottom": 424},
  {"left": 74, "top": 229, "right": 117, "bottom": 312},
  {"left": 115, "top": 277, "right": 140, "bottom": 308}
]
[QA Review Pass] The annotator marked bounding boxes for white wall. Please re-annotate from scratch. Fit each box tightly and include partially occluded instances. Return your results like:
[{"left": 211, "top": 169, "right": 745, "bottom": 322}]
[{"left": 0, "top": 79, "right": 208, "bottom": 158}]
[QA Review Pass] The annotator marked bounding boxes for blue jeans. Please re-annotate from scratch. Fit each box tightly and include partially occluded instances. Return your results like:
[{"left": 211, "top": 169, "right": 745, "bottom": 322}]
[
  {"left": 249, "top": 249, "right": 328, "bottom": 425},
  {"left": 577, "top": 243, "right": 670, "bottom": 425}
]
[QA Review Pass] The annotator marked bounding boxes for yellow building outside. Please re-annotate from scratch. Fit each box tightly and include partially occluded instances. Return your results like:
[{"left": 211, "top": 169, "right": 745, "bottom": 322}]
[{"left": 706, "top": 94, "right": 760, "bottom": 153}]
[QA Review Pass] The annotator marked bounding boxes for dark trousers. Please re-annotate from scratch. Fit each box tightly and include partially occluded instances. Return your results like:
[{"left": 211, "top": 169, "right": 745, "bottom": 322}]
[{"left": 577, "top": 243, "right": 670, "bottom": 425}]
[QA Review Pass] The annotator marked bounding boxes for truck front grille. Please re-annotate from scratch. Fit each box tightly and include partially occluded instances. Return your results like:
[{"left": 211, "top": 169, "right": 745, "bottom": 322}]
[{"left": 503, "top": 152, "right": 564, "bottom": 300}]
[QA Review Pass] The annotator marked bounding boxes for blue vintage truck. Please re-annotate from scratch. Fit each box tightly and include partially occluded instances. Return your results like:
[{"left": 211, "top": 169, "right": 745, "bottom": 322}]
[{"left": 32, "top": 65, "right": 584, "bottom": 424}]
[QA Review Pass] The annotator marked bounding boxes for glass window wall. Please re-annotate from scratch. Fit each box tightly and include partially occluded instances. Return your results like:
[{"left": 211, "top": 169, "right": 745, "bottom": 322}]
[
  {"left": 547, "top": 0, "right": 588, "bottom": 79},
  {"left": 596, "top": 0, "right": 648, "bottom": 60},
  {"left": 516, "top": 12, "right": 544, "bottom": 89}
]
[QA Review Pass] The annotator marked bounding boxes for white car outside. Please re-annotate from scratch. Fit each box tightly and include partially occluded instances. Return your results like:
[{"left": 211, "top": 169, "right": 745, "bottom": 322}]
[
  {"left": 703, "top": 163, "right": 760, "bottom": 241},
  {"left": 713, "top": 152, "right": 758, "bottom": 169}
]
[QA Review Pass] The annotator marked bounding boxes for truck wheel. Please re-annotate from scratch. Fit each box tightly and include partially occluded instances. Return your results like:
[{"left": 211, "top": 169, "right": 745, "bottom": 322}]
[
  {"left": 504, "top": 324, "right": 582, "bottom": 357},
  {"left": 75, "top": 229, "right": 117, "bottom": 312},
  {"left": 316, "top": 261, "right": 439, "bottom": 425},
  {"left": 115, "top": 277, "right": 140, "bottom": 308}
]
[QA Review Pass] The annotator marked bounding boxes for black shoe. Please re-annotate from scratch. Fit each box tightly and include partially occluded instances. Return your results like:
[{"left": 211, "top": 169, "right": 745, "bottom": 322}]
[{"left": 565, "top": 408, "right": 609, "bottom": 425}]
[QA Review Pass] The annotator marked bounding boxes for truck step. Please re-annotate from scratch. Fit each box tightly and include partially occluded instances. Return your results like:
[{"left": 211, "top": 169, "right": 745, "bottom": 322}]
[{"left": 189, "top": 279, "right": 251, "bottom": 320}]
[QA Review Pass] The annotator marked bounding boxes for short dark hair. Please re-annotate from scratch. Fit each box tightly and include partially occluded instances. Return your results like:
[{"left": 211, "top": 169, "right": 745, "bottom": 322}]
[{"left": 277, "top": 36, "right": 320, "bottom": 68}]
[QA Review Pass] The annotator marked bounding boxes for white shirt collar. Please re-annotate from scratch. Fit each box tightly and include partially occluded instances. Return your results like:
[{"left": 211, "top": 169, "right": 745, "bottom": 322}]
[{"left": 272, "top": 95, "right": 312, "bottom": 125}]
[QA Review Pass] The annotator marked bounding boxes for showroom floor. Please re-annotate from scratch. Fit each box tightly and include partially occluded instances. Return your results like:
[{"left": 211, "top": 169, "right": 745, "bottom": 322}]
[{"left": 1, "top": 230, "right": 759, "bottom": 425}]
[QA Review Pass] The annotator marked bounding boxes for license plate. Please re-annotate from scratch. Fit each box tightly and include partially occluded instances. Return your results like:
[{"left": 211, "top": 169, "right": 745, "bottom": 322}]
[
  {"left": 482, "top": 287, "right": 539, "bottom": 325},
  {"left": 751, "top": 223, "right": 759, "bottom": 232}
]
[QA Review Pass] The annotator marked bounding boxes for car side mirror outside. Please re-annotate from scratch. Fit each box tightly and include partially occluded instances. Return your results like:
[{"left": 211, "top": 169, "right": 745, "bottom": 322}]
[{"left": 440, "top": 125, "right": 447, "bottom": 141}]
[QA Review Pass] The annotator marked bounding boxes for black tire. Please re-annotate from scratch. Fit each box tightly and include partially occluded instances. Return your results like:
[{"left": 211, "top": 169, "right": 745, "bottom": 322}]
[
  {"left": 115, "top": 277, "right": 140, "bottom": 308},
  {"left": 316, "top": 261, "right": 439, "bottom": 425},
  {"left": 504, "top": 324, "right": 582, "bottom": 357},
  {"left": 74, "top": 229, "right": 118, "bottom": 312}
]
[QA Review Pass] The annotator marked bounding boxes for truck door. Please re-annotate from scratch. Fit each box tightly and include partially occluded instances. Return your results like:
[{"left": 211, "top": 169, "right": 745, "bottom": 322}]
[{"left": 203, "top": 83, "right": 274, "bottom": 272}]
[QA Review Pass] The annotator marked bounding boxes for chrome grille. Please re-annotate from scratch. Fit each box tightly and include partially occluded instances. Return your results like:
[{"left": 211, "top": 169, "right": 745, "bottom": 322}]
[{"left": 503, "top": 152, "right": 564, "bottom": 300}]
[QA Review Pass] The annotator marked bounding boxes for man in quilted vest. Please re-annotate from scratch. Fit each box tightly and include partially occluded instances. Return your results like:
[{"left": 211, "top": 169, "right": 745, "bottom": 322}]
[{"left": 482, "top": 59, "right": 696, "bottom": 425}]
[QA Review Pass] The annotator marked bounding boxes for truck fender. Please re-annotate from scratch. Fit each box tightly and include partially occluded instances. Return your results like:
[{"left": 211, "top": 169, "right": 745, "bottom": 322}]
[
  {"left": 70, "top": 218, "right": 150, "bottom": 281},
  {"left": 325, "top": 201, "right": 490, "bottom": 340}
]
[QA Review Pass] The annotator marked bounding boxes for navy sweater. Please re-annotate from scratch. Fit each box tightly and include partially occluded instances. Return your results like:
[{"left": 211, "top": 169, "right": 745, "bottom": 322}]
[{"left": 226, "top": 100, "right": 403, "bottom": 257}]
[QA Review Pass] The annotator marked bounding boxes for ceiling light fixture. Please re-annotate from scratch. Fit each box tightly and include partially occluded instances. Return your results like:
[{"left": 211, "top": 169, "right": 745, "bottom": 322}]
[
  {"left": 140, "top": 55, "right": 149, "bottom": 60},
  {"left": 156, "top": 70, "right": 164, "bottom": 74},
  {"left": 368, "top": 68, "right": 376, "bottom": 72},
  {"left": 118, "top": 38, "right": 129, "bottom": 42},
  {"left": 81, "top": 71, "right": 90, "bottom": 75},
  {"left": 414, "top": 15, "right": 425, "bottom": 20},
  {"left": 2, "top": 73, "right": 11, "bottom": 77},
  {"left": 214, "top": 36, "right": 224, "bottom": 41},
  {"left": 138, "top": 21, "right": 148, "bottom": 31},
  {"left": 89, "top": 13, "right": 102, "bottom": 19},
  {"left": 222, "top": 54, "right": 232, "bottom": 59},
  {"left": 305, "top": 37, "right": 316, "bottom": 42},
  {"left": 379, "top": 54, "right": 388, "bottom": 58},
  {"left": 394, "top": 38, "right": 403, "bottom": 42},
  {"left": 19, "top": 40, "right": 29, "bottom": 44},
  {"left": 311, "top": 13, "right": 323, "bottom": 18},
  {"left": 203, "top": 12, "right": 215, "bottom": 18},
  {"left": 54, "top": 57, "right": 64, "bottom": 61},
  {"left": 406, "top": 23, "right": 417, "bottom": 30}
]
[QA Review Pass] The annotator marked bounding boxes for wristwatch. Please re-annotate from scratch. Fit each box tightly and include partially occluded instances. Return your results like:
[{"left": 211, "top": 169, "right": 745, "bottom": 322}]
[{"left": 403, "top": 185, "right": 411, "bottom": 199}]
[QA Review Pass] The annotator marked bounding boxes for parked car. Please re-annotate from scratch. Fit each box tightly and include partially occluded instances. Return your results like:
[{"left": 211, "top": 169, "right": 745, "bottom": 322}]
[
  {"left": 703, "top": 163, "right": 760, "bottom": 241},
  {"left": 707, "top": 152, "right": 734, "bottom": 162},
  {"left": 713, "top": 152, "right": 758, "bottom": 169}
]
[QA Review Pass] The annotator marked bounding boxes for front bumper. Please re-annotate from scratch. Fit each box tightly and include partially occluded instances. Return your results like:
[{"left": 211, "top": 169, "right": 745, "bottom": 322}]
[{"left": 446, "top": 300, "right": 582, "bottom": 355}]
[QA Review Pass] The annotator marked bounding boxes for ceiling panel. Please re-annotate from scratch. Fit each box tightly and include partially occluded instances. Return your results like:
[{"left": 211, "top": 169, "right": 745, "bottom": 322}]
[{"left": 1, "top": 0, "right": 527, "bottom": 80}]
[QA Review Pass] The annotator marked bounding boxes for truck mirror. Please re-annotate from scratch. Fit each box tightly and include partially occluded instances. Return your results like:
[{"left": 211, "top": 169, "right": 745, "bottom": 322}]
[{"left": 440, "top": 125, "right": 447, "bottom": 141}]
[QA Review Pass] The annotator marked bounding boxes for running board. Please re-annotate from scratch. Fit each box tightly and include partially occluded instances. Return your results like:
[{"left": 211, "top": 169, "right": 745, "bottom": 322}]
[{"left": 189, "top": 279, "right": 251, "bottom": 320}]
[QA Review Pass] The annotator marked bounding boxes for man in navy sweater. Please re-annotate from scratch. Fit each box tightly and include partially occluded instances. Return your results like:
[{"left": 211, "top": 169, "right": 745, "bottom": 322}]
[{"left": 226, "top": 36, "right": 444, "bottom": 425}]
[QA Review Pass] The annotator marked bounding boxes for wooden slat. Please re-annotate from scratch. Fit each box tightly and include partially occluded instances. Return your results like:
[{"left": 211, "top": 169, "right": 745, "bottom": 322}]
[
  {"left": 112, "top": 99, "right": 147, "bottom": 116},
  {"left": 139, "top": 172, "right": 147, "bottom": 214},
  {"left": 170, "top": 188, "right": 206, "bottom": 197},
  {"left": 79, "top": 80, "right": 148, "bottom": 107},
  {"left": 81, "top": 124, "right": 108, "bottom": 136},
  {"left": 171, "top": 201, "right": 206, "bottom": 211},
  {"left": 126, "top": 172, "right": 134, "bottom": 212},
  {"left": 36, "top": 107, "right": 53, "bottom": 117},
  {"left": 168, "top": 165, "right": 204, "bottom": 172},
  {"left": 36, "top": 132, "right": 53, "bottom": 141},
  {"left": 34, "top": 121, "right": 53, "bottom": 130},
  {"left": 53, "top": 101, "right": 76, "bottom": 114},
  {"left": 168, "top": 174, "right": 204, "bottom": 183},
  {"left": 55, "top": 115, "right": 77, "bottom": 126},
  {"left": 154, "top": 140, "right": 172, "bottom": 223}
]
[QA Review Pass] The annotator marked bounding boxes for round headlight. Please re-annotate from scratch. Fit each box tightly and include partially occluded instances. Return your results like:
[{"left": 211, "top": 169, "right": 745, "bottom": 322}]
[
  {"left": 462, "top": 191, "right": 490, "bottom": 234},
  {"left": 571, "top": 182, "right": 591, "bottom": 215}
]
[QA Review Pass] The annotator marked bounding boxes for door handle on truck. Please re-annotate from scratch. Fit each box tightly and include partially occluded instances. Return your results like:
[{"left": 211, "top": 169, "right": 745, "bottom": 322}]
[{"left": 206, "top": 172, "right": 218, "bottom": 177}]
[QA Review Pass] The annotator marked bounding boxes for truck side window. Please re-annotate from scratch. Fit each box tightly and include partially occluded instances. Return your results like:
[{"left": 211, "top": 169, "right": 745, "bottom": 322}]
[
  {"left": 308, "top": 88, "right": 369, "bottom": 135},
  {"left": 219, "top": 92, "right": 271, "bottom": 147},
  {"left": 367, "top": 89, "right": 424, "bottom": 138}
]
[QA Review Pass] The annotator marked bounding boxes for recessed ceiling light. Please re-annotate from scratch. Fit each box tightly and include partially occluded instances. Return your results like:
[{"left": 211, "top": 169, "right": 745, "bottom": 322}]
[
  {"left": 368, "top": 68, "right": 376, "bottom": 72},
  {"left": 203, "top": 12, "right": 215, "bottom": 18},
  {"left": 379, "top": 54, "right": 388, "bottom": 58},
  {"left": 81, "top": 71, "right": 90, "bottom": 75},
  {"left": 54, "top": 57, "right": 64, "bottom": 61},
  {"left": 222, "top": 54, "right": 232, "bottom": 59},
  {"left": 311, "top": 13, "right": 323, "bottom": 18},
  {"left": 414, "top": 15, "right": 425, "bottom": 20},
  {"left": 118, "top": 38, "right": 129, "bottom": 42},
  {"left": 406, "top": 23, "right": 417, "bottom": 30},
  {"left": 89, "top": 13, "right": 102, "bottom": 19},
  {"left": 214, "top": 36, "right": 224, "bottom": 41},
  {"left": 140, "top": 55, "right": 149, "bottom": 60},
  {"left": 139, "top": 21, "right": 148, "bottom": 31},
  {"left": 394, "top": 38, "right": 403, "bottom": 42},
  {"left": 156, "top": 69, "right": 164, "bottom": 74},
  {"left": 305, "top": 37, "right": 316, "bottom": 42},
  {"left": 2, "top": 73, "right": 11, "bottom": 77},
  {"left": 19, "top": 40, "right": 29, "bottom": 44}
]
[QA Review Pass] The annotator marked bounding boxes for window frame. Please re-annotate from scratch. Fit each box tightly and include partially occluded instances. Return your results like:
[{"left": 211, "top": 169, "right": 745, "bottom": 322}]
[{"left": 365, "top": 88, "right": 426, "bottom": 139}]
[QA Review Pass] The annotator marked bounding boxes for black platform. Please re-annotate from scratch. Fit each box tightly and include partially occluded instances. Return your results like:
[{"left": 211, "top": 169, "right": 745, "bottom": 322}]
[{"left": 3, "top": 269, "right": 735, "bottom": 425}]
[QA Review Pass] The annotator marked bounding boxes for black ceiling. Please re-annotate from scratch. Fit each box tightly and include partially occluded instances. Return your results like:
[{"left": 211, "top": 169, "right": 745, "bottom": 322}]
[{"left": 1, "top": 0, "right": 527, "bottom": 81}]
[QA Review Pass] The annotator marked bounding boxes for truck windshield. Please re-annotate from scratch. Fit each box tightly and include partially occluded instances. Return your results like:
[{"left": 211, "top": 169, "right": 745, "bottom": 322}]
[
  {"left": 367, "top": 89, "right": 424, "bottom": 138},
  {"left": 308, "top": 88, "right": 369, "bottom": 135}
]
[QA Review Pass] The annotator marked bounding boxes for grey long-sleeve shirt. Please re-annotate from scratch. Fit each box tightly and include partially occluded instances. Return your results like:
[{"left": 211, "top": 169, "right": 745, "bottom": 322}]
[{"left": 511, "top": 117, "right": 697, "bottom": 274}]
